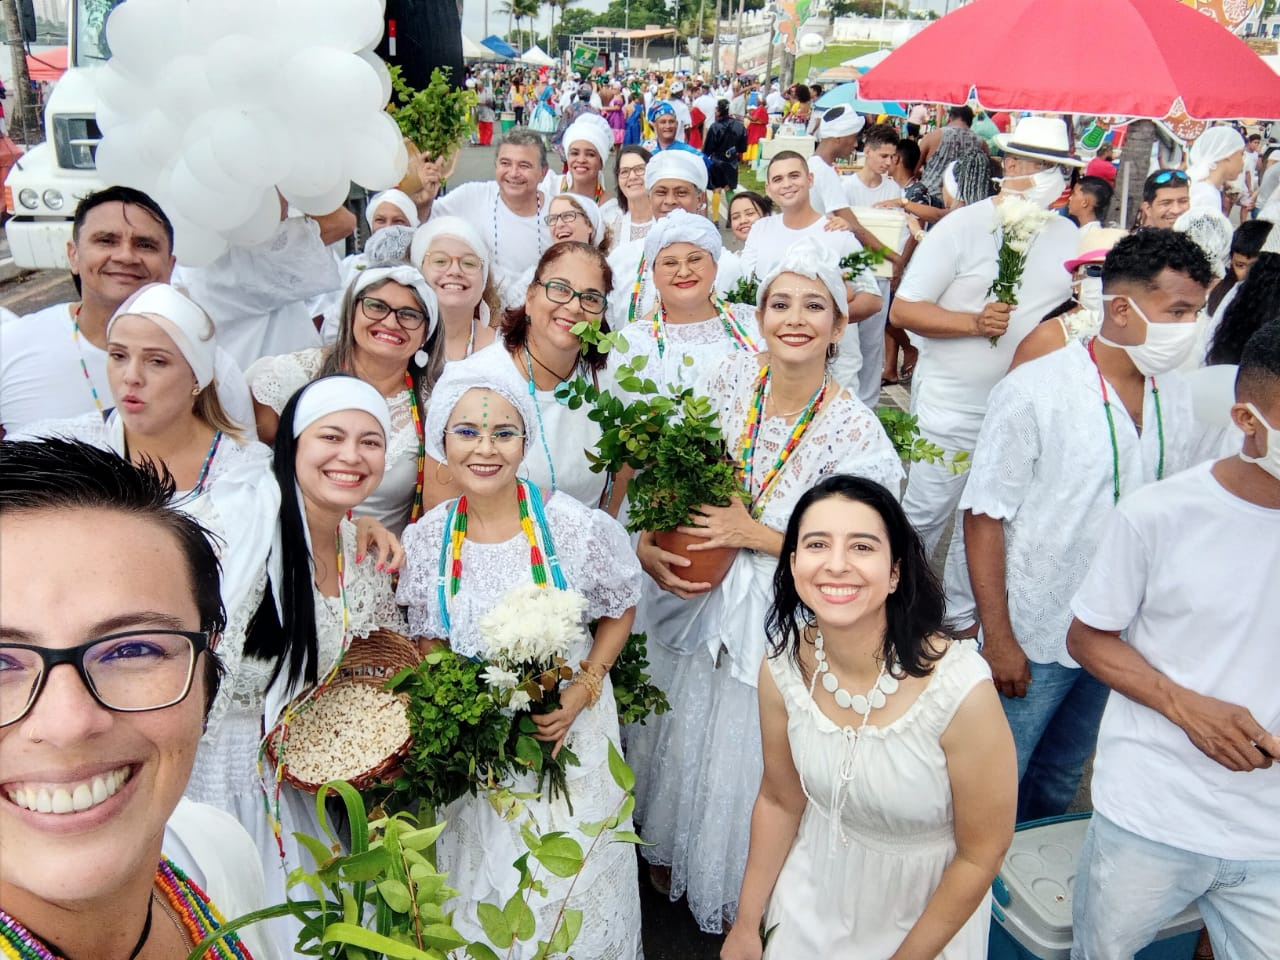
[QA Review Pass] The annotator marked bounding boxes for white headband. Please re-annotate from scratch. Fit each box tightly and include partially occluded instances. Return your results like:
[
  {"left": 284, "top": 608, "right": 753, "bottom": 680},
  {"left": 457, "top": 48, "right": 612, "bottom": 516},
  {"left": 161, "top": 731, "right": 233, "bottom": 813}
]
[
  {"left": 644, "top": 148, "right": 708, "bottom": 192},
  {"left": 562, "top": 115, "right": 614, "bottom": 166},
  {"left": 643, "top": 208, "right": 722, "bottom": 267},
  {"left": 756, "top": 238, "right": 848, "bottom": 318},
  {"left": 290, "top": 375, "right": 391, "bottom": 440},
  {"left": 552, "top": 193, "right": 606, "bottom": 246},
  {"left": 108, "top": 283, "right": 217, "bottom": 389},
  {"left": 365, "top": 189, "right": 420, "bottom": 230},
  {"left": 411, "top": 216, "right": 492, "bottom": 287},
  {"left": 817, "top": 105, "right": 864, "bottom": 141},
  {"left": 423, "top": 349, "right": 538, "bottom": 464},
  {"left": 349, "top": 265, "right": 440, "bottom": 340}
]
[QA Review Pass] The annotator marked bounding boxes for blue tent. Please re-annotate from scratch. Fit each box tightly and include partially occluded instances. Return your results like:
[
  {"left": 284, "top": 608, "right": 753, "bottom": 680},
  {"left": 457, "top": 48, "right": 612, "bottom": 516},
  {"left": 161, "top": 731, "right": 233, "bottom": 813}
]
[{"left": 481, "top": 35, "right": 519, "bottom": 59}]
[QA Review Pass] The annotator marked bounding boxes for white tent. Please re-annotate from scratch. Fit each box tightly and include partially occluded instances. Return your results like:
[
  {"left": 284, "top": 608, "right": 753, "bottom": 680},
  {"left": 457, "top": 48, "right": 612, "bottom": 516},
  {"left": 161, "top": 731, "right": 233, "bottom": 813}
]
[
  {"left": 521, "top": 44, "right": 557, "bottom": 67},
  {"left": 841, "top": 49, "right": 891, "bottom": 70},
  {"left": 463, "top": 35, "right": 495, "bottom": 60}
]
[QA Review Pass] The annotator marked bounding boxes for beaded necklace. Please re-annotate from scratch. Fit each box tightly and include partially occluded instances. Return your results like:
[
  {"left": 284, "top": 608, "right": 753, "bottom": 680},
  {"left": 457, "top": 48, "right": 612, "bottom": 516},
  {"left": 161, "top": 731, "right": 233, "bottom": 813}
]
[
  {"left": 404, "top": 371, "right": 426, "bottom": 524},
  {"left": 653, "top": 296, "right": 757, "bottom": 359},
  {"left": 524, "top": 348, "right": 564, "bottom": 491},
  {"left": 0, "top": 858, "right": 251, "bottom": 960},
  {"left": 738, "top": 364, "right": 828, "bottom": 519},
  {"left": 191, "top": 430, "right": 223, "bottom": 496},
  {"left": 259, "top": 522, "right": 351, "bottom": 861},
  {"left": 435, "top": 479, "right": 567, "bottom": 634},
  {"left": 1086, "top": 339, "right": 1164, "bottom": 505},
  {"left": 559, "top": 174, "right": 606, "bottom": 205},
  {"left": 465, "top": 314, "right": 477, "bottom": 358},
  {"left": 70, "top": 305, "right": 105, "bottom": 414},
  {"left": 627, "top": 255, "right": 648, "bottom": 325},
  {"left": 493, "top": 188, "right": 543, "bottom": 278}
]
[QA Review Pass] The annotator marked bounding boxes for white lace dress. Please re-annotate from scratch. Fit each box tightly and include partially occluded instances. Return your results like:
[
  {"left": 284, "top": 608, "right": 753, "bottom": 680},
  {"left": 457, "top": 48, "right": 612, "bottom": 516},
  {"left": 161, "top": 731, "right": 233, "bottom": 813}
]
[
  {"left": 636, "top": 350, "right": 904, "bottom": 933},
  {"left": 186, "top": 516, "right": 407, "bottom": 957},
  {"left": 396, "top": 493, "right": 644, "bottom": 960},
  {"left": 246, "top": 347, "right": 423, "bottom": 535},
  {"left": 763, "top": 645, "right": 993, "bottom": 959}
]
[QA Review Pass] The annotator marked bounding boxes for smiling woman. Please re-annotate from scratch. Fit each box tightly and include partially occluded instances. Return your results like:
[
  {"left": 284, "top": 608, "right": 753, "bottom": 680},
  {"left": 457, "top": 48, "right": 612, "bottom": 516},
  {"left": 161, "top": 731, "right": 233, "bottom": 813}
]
[{"left": 0, "top": 439, "right": 279, "bottom": 960}]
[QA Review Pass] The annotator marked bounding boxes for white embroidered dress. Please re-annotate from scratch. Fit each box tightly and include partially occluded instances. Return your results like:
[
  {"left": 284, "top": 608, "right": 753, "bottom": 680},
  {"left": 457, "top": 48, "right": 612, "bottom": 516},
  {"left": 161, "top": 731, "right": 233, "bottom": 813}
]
[
  {"left": 636, "top": 350, "right": 904, "bottom": 933},
  {"left": 396, "top": 493, "right": 644, "bottom": 960},
  {"left": 246, "top": 347, "right": 423, "bottom": 535},
  {"left": 763, "top": 645, "right": 994, "bottom": 959}
]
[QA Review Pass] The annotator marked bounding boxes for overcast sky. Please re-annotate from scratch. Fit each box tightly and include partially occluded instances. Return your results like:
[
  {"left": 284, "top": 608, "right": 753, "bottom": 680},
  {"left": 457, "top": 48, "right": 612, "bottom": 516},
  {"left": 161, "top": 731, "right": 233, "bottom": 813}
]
[{"left": 461, "top": 0, "right": 612, "bottom": 41}]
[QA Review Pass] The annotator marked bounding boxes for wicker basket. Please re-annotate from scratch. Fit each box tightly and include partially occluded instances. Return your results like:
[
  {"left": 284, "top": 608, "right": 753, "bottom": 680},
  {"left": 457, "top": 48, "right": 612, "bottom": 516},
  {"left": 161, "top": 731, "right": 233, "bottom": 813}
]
[{"left": 265, "top": 629, "right": 420, "bottom": 794}]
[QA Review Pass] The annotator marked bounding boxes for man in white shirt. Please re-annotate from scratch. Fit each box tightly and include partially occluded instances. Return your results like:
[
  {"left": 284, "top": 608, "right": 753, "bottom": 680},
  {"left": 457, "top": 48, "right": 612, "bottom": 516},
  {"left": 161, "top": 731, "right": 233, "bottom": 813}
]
[
  {"left": 842, "top": 122, "right": 905, "bottom": 408},
  {"left": 742, "top": 150, "right": 883, "bottom": 392},
  {"left": 667, "top": 81, "right": 692, "bottom": 142},
  {"left": 691, "top": 81, "right": 718, "bottom": 144},
  {"left": 962, "top": 230, "right": 1222, "bottom": 823},
  {"left": 1066, "top": 322, "right": 1280, "bottom": 960},
  {"left": 891, "top": 117, "right": 1080, "bottom": 629},
  {"left": 807, "top": 105, "right": 861, "bottom": 223},
  {"left": 0, "top": 186, "right": 252, "bottom": 437},
  {"left": 765, "top": 83, "right": 785, "bottom": 120},
  {"left": 432, "top": 127, "right": 552, "bottom": 301}
]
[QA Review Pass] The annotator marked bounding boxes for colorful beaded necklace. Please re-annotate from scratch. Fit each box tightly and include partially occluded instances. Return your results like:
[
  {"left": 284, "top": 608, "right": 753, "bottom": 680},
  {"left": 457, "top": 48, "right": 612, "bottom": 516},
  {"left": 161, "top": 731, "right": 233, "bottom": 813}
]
[
  {"left": 404, "top": 371, "right": 426, "bottom": 524},
  {"left": 70, "top": 305, "right": 105, "bottom": 414},
  {"left": 435, "top": 479, "right": 567, "bottom": 634},
  {"left": 191, "top": 430, "right": 223, "bottom": 496},
  {"left": 558, "top": 175, "right": 606, "bottom": 205},
  {"left": 653, "top": 296, "right": 757, "bottom": 359},
  {"left": 1086, "top": 338, "right": 1164, "bottom": 505},
  {"left": 0, "top": 858, "right": 252, "bottom": 960},
  {"left": 738, "top": 364, "right": 829, "bottom": 519},
  {"left": 627, "top": 255, "right": 648, "bottom": 325}
]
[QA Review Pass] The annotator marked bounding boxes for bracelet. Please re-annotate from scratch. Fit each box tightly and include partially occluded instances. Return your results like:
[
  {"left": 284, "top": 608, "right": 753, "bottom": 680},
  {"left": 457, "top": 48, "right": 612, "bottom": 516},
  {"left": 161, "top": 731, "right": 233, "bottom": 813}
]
[
  {"left": 579, "top": 659, "right": 612, "bottom": 676},
  {"left": 570, "top": 669, "right": 603, "bottom": 707}
]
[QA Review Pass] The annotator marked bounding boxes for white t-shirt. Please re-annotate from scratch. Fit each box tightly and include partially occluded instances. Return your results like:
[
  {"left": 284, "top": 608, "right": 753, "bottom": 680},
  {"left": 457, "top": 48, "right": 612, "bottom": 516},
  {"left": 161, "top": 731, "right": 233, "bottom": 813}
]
[
  {"left": 1189, "top": 178, "right": 1223, "bottom": 212},
  {"left": 808, "top": 156, "right": 850, "bottom": 216},
  {"left": 766, "top": 91, "right": 786, "bottom": 115},
  {"left": 894, "top": 197, "right": 1078, "bottom": 451},
  {"left": 0, "top": 303, "right": 254, "bottom": 436},
  {"left": 692, "top": 93, "right": 718, "bottom": 136},
  {"left": 843, "top": 172, "right": 903, "bottom": 208},
  {"left": 1071, "top": 462, "right": 1280, "bottom": 860},
  {"left": 669, "top": 98, "right": 692, "bottom": 141},
  {"left": 739, "top": 212, "right": 863, "bottom": 283},
  {"left": 432, "top": 181, "right": 551, "bottom": 291}
]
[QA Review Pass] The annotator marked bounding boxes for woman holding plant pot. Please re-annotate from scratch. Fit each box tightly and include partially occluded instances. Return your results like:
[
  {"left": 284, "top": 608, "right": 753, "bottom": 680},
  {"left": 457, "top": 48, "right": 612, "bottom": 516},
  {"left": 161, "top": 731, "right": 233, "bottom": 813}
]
[
  {"left": 633, "top": 240, "right": 903, "bottom": 934},
  {"left": 396, "top": 356, "right": 644, "bottom": 960}
]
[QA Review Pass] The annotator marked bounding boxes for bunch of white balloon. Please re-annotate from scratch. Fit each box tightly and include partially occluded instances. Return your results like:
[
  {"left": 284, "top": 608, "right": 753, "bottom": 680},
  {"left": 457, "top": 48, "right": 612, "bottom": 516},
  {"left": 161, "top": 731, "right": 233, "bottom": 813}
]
[{"left": 93, "top": 0, "right": 405, "bottom": 265}]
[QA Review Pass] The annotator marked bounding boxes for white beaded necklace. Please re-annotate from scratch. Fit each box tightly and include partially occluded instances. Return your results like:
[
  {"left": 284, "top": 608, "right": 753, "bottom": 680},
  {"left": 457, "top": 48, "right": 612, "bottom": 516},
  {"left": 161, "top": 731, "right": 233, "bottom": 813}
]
[{"left": 811, "top": 629, "right": 901, "bottom": 715}]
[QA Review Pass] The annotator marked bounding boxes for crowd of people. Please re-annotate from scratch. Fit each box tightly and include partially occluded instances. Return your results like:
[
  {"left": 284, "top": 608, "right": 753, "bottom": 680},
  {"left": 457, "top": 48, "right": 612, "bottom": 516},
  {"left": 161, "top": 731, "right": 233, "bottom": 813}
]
[{"left": 0, "top": 61, "right": 1277, "bottom": 960}]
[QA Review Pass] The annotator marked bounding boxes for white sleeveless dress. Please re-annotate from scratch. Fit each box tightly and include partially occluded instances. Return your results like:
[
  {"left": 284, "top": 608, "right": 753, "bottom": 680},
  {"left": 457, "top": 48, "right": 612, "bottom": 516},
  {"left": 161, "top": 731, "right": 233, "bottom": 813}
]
[{"left": 763, "top": 644, "right": 994, "bottom": 959}]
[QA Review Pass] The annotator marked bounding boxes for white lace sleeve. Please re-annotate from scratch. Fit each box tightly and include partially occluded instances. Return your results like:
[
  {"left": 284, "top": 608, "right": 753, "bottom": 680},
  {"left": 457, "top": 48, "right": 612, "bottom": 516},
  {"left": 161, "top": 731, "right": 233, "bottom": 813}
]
[
  {"left": 245, "top": 348, "right": 325, "bottom": 415},
  {"left": 548, "top": 496, "right": 643, "bottom": 619},
  {"left": 182, "top": 217, "right": 342, "bottom": 311},
  {"left": 396, "top": 505, "right": 451, "bottom": 638},
  {"left": 6, "top": 412, "right": 107, "bottom": 444},
  {"left": 958, "top": 375, "right": 1041, "bottom": 522},
  {"left": 339, "top": 517, "right": 409, "bottom": 637}
]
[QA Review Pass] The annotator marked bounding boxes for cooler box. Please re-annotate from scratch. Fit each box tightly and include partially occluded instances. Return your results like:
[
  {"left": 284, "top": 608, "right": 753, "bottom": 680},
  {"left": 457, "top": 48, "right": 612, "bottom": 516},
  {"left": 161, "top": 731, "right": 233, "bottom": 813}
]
[
  {"left": 988, "top": 813, "right": 1202, "bottom": 960},
  {"left": 500, "top": 111, "right": 516, "bottom": 133},
  {"left": 851, "top": 206, "right": 910, "bottom": 279}
]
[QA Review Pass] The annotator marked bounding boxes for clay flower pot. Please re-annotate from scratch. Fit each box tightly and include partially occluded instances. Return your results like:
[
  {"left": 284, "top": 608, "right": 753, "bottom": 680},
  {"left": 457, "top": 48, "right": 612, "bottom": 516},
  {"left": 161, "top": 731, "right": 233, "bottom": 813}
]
[{"left": 654, "top": 530, "right": 737, "bottom": 590}]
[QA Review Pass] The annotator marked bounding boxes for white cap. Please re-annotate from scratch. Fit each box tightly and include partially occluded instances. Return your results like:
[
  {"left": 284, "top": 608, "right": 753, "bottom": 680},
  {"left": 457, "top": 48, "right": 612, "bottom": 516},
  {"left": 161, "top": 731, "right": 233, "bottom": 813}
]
[
  {"left": 644, "top": 148, "right": 708, "bottom": 192},
  {"left": 423, "top": 349, "right": 537, "bottom": 464},
  {"left": 365, "top": 189, "right": 420, "bottom": 230}
]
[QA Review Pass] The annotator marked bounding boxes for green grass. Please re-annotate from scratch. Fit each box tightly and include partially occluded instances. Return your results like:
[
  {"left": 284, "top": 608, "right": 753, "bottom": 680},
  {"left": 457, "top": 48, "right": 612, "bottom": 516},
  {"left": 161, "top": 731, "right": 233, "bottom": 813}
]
[{"left": 794, "top": 42, "right": 883, "bottom": 79}]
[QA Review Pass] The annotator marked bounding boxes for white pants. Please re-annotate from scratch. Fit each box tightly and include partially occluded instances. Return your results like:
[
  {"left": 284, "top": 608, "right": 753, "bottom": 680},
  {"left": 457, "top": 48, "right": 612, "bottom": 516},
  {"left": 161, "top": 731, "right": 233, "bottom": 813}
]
[
  {"left": 901, "top": 457, "right": 977, "bottom": 626},
  {"left": 854, "top": 277, "right": 891, "bottom": 410}
]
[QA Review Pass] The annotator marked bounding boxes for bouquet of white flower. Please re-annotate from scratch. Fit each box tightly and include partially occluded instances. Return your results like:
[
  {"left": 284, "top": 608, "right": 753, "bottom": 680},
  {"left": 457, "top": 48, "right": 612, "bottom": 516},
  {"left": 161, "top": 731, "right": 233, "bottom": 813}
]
[
  {"left": 987, "top": 196, "right": 1056, "bottom": 345},
  {"left": 478, "top": 583, "right": 591, "bottom": 809}
]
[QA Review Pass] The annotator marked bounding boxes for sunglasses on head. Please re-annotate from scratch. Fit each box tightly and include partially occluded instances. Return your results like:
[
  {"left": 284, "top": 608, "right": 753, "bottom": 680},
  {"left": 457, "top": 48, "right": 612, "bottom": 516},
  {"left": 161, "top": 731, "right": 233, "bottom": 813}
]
[{"left": 1151, "top": 170, "right": 1190, "bottom": 185}]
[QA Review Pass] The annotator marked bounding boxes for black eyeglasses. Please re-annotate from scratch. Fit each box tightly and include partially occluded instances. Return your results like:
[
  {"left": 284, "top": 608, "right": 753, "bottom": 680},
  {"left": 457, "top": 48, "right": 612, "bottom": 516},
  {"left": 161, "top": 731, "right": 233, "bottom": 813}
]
[
  {"left": 540, "top": 279, "right": 608, "bottom": 316},
  {"left": 0, "top": 630, "right": 210, "bottom": 727},
  {"left": 358, "top": 296, "right": 429, "bottom": 331},
  {"left": 1151, "top": 170, "right": 1190, "bottom": 186}
]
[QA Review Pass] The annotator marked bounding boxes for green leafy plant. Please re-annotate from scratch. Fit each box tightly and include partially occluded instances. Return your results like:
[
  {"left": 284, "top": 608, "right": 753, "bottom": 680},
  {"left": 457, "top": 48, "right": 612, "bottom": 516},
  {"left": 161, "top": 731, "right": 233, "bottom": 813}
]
[
  {"left": 389, "top": 65, "right": 477, "bottom": 166},
  {"left": 723, "top": 273, "right": 760, "bottom": 306},
  {"left": 609, "top": 632, "right": 671, "bottom": 727},
  {"left": 839, "top": 245, "right": 890, "bottom": 281},
  {"left": 876, "top": 407, "right": 970, "bottom": 474}
]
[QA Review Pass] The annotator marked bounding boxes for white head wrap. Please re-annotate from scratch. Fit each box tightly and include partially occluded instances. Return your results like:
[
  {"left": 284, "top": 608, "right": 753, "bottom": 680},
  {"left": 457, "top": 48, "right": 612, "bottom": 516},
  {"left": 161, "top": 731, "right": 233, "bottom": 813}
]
[
  {"left": 109, "top": 283, "right": 218, "bottom": 389},
  {"left": 365, "top": 189, "right": 420, "bottom": 230},
  {"left": 411, "top": 216, "right": 492, "bottom": 287},
  {"left": 1188, "top": 127, "right": 1246, "bottom": 182},
  {"left": 423, "top": 349, "right": 537, "bottom": 464},
  {"left": 1174, "top": 209, "right": 1233, "bottom": 279},
  {"left": 290, "top": 374, "right": 391, "bottom": 440},
  {"left": 349, "top": 265, "right": 440, "bottom": 340},
  {"left": 562, "top": 115, "right": 613, "bottom": 164},
  {"left": 644, "top": 149, "right": 708, "bottom": 192},
  {"left": 643, "top": 208, "right": 722, "bottom": 267},
  {"left": 551, "top": 193, "right": 606, "bottom": 246},
  {"left": 756, "top": 238, "right": 848, "bottom": 319},
  {"left": 817, "top": 105, "right": 865, "bottom": 141}
]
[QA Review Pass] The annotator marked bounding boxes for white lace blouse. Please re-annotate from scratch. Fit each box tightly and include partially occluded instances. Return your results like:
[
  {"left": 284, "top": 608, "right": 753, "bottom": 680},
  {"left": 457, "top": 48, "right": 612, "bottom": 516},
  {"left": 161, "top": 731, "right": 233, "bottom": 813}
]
[
  {"left": 607, "top": 302, "right": 761, "bottom": 392},
  {"left": 246, "top": 347, "right": 422, "bottom": 535}
]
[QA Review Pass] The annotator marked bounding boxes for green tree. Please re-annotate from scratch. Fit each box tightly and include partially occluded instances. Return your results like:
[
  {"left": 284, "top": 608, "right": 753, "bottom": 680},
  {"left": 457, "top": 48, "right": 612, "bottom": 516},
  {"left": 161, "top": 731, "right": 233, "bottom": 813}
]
[
  {"left": 560, "top": 7, "right": 597, "bottom": 36},
  {"left": 831, "top": 0, "right": 907, "bottom": 16}
]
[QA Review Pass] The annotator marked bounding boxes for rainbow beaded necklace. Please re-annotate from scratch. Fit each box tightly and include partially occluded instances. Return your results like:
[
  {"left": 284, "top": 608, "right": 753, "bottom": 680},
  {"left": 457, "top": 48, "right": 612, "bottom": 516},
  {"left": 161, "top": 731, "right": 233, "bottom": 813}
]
[
  {"left": 0, "top": 858, "right": 252, "bottom": 960},
  {"left": 404, "top": 371, "right": 426, "bottom": 524},
  {"left": 70, "top": 305, "right": 105, "bottom": 415},
  {"left": 1086, "top": 338, "right": 1164, "bottom": 504},
  {"left": 559, "top": 175, "right": 607, "bottom": 205},
  {"left": 435, "top": 479, "right": 567, "bottom": 634},
  {"left": 627, "top": 255, "right": 648, "bottom": 325},
  {"left": 653, "top": 296, "right": 757, "bottom": 359},
  {"left": 738, "top": 364, "right": 829, "bottom": 519}
]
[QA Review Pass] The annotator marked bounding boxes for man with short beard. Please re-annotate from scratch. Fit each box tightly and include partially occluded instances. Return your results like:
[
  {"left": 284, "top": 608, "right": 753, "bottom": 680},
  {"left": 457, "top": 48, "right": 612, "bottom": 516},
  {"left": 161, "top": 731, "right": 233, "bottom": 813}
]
[{"left": 431, "top": 127, "right": 552, "bottom": 294}]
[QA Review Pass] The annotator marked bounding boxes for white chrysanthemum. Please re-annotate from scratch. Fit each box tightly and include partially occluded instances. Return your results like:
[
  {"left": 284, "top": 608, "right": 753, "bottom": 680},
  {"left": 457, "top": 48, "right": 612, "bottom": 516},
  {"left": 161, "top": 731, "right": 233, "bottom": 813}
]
[
  {"left": 481, "top": 664, "right": 521, "bottom": 690},
  {"left": 478, "top": 583, "right": 589, "bottom": 666},
  {"left": 508, "top": 689, "right": 533, "bottom": 712}
]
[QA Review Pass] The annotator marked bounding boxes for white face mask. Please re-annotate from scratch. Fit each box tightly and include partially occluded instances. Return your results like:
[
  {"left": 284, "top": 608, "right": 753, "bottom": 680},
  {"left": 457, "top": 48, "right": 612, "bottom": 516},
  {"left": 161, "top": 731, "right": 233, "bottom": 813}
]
[
  {"left": 1098, "top": 294, "right": 1200, "bottom": 376},
  {"left": 1075, "top": 275, "right": 1103, "bottom": 313},
  {"left": 1241, "top": 403, "right": 1280, "bottom": 482},
  {"left": 1002, "top": 166, "right": 1066, "bottom": 209}
]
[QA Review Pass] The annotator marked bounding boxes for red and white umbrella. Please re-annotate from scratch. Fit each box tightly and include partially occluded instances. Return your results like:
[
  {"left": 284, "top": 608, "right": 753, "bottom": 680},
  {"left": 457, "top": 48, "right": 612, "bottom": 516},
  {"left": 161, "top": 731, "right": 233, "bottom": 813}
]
[{"left": 858, "top": 0, "right": 1280, "bottom": 120}]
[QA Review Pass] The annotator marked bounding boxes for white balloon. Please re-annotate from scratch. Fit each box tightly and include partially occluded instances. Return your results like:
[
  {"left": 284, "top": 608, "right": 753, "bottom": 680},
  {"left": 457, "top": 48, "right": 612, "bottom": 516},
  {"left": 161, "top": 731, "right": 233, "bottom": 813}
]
[
  {"left": 132, "top": 109, "right": 184, "bottom": 179},
  {"left": 171, "top": 216, "right": 231, "bottom": 267},
  {"left": 105, "top": 0, "right": 187, "bottom": 76},
  {"left": 168, "top": 157, "right": 260, "bottom": 232},
  {"left": 188, "top": 0, "right": 283, "bottom": 45},
  {"left": 276, "top": 0, "right": 384, "bottom": 52},
  {"left": 357, "top": 50, "right": 393, "bottom": 109},
  {"left": 181, "top": 137, "right": 240, "bottom": 193},
  {"left": 94, "top": 62, "right": 144, "bottom": 132},
  {"left": 798, "top": 33, "right": 827, "bottom": 55},
  {"left": 156, "top": 54, "right": 216, "bottom": 122},
  {"left": 205, "top": 108, "right": 291, "bottom": 188},
  {"left": 205, "top": 34, "right": 285, "bottom": 108},
  {"left": 276, "top": 124, "right": 345, "bottom": 197},
  {"left": 279, "top": 49, "right": 384, "bottom": 122},
  {"left": 281, "top": 179, "right": 351, "bottom": 218},
  {"left": 93, "top": 131, "right": 157, "bottom": 191},
  {"left": 226, "top": 190, "right": 285, "bottom": 247},
  {"left": 345, "top": 112, "right": 408, "bottom": 190}
]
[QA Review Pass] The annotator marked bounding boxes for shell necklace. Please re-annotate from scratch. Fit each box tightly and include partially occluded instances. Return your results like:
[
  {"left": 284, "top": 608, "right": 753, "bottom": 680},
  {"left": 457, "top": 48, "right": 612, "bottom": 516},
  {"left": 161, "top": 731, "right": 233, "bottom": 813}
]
[{"left": 811, "top": 629, "right": 901, "bottom": 716}]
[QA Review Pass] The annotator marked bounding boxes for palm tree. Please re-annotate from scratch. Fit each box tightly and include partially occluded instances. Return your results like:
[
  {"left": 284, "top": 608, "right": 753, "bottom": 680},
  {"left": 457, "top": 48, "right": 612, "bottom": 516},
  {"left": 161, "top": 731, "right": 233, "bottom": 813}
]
[
  {"left": 547, "top": 0, "right": 580, "bottom": 54},
  {"left": 496, "top": 0, "right": 517, "bottom": 47},
  {"left": 516, "top": 0, "right": 541, "bottom": 51}
]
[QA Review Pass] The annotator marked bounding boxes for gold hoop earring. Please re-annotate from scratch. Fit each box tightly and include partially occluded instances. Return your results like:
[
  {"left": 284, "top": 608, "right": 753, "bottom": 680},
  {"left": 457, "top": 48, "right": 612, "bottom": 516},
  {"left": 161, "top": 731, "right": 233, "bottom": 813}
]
[{"left": 434, "top": 462, "right": 453, "bottom": 485}]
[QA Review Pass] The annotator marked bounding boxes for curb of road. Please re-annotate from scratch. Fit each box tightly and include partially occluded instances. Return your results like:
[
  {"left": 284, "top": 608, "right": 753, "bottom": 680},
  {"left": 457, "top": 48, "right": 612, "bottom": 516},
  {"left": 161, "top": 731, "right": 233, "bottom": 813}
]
[{"left": 0, "top": 256, "right": 31, "bottom": 285}]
